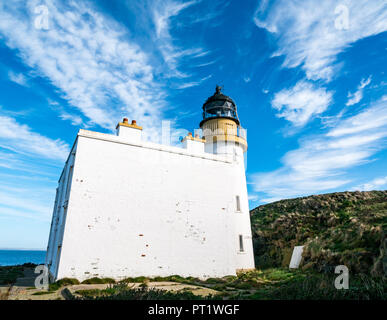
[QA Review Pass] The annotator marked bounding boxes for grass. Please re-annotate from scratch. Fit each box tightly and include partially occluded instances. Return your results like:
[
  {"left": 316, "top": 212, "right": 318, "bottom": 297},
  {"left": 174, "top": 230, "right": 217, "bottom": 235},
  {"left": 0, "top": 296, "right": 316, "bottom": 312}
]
[
  {"left": 250, "top": 191, "right": 387, "bottom": 275},
  {"left": 241, "top": 272, "right": 386, "bottom": 300},
  {"left": 62, "top": 268, "right": 387, "bottom": 300},
  {"left": 81, "top": 277, "right": 116, "bottom": 284},
  {"left": 49, "top": 278, "right": 80, "bottom": 291},
  {"left": 1, "top": 265, "right": 383, "bottom": 300},
  {"left": 47, "top": 277, "right": 114, "bottom": 292},
  {"left": 72, "top": 284, "right": 217, "bottom": 300}
]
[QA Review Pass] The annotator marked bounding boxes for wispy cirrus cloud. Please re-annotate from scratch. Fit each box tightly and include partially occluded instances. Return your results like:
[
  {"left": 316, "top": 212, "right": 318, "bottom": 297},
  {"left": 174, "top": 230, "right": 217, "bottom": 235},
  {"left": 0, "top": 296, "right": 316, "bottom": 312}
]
[
  {"left": 252, "top": 0, "right": 387, "bottom": 203},
  {"left": 271, "top": 80, "right": 333, "bottom": 127},
  {"left": 153, "top": 0, "right": 196, "bottom": 38},
  {"left": 58, "top": 112, "right": 83, "bottom": 126},
  {"left": 352, "top": 176, "right": 387, "bottom": 191},
  {"left": 152, "top": 0, "right": 211, "bottom": 78},
  {"left": 328, "top": 95, "right": 387, "bottom": 137},
  {"left": 176, "top": 74, "right": 213, "bottom": 89},
  {"left": 8, "top": 71, "right": 28, "bottom": 86},
  {"left": 0, "top": 0, "right": 164, "bottom": 136},
  {"left": 0, "top": 190, "right": 52, "bottom": 221},
  {"left": 346, "top": 76, "right": 372, "bottom": 106},
  {"left": 253, "top": 0, "right": 387, "bottom": 81},
  {"left": 47, "top": 99, "right": 85, "bottom": 127},
  {"left": 252, "top": 95, "right": 387, "bottom": 203},
  {"left": 0, "top": 115, "right": 69, "bottom": 161}
]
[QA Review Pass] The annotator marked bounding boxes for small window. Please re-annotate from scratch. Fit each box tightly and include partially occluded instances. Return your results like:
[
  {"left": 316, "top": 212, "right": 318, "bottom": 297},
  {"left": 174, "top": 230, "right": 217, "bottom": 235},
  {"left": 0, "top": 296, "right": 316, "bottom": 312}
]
[
  {"left": 236, "top": 195, "right": 241, "bottom": 212},
  {"left": 239, "top": 235, "right": 244, "bottom": 252},
  {"left": 56, "top": 245, "right": 62, "bottom": 259}
]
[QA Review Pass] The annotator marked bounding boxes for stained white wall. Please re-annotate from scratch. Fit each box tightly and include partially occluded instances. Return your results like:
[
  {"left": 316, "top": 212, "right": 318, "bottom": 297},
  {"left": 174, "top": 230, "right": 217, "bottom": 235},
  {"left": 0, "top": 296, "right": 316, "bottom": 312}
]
[{"left": 49, "top": 129, "right": 254, "bottom": 281}]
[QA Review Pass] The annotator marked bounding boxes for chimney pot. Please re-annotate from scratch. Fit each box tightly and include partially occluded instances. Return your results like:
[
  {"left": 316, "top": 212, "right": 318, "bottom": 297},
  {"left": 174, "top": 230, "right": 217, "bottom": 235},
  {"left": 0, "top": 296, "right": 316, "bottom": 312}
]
[
  {"left": 123, "top": 118, "right": 128, "bottom": 123},
  {"left": 132, "top": 120, "right": 137, "bottom": 125},
  {"left": 188, "top": 132, "right": 192, "bottom": 137}
]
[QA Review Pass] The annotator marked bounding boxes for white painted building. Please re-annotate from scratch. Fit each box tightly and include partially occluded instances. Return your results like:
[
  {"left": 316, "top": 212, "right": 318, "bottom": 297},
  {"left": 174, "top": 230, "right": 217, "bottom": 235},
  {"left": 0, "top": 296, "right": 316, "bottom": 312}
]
[{"left": 45, "top": 86, "right": 255, "bottom": 281}]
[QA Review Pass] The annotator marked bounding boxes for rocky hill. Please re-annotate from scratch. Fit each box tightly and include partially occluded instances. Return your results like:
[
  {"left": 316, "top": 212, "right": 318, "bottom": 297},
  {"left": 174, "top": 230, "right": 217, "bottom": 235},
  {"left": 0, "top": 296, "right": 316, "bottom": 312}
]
[{"left": 250, "top": 190, "right": 387, "bottom": 277}]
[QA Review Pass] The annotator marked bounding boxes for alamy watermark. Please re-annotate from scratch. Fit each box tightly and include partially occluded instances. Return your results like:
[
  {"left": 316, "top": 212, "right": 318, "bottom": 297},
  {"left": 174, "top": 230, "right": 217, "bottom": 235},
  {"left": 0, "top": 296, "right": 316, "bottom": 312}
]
[
  {"left": 334, "top": 265, "right": 349, "bottom": 289},
  {"left": 34, "top": 265, "right": 49, "bottom": 290},
  {"left": 334, "top": 4, "right": 349, "bottom": 30},
  {"left": 34, "top": 5, "right": 49, "bottom": 30}
]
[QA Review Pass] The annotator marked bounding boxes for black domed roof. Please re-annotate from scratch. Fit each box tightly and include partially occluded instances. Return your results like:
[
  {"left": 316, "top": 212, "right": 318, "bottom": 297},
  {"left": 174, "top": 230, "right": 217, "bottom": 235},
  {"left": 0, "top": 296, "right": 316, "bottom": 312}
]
[
  {"left": 203, "top": 85, "right": 236, "bottom": 109},
  {"left": 200, "top": 85, "right": 239, "bottom": 126}
]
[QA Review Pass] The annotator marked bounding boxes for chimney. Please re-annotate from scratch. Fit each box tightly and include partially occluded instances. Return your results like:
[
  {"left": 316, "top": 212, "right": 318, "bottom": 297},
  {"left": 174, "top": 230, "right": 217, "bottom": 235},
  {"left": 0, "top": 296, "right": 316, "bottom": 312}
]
[
  {"left": 116, "top": 118, "right": 142, "bottom": 142},
  {"left": 182, "top": 132, "right": 204, "bottom": 153}
]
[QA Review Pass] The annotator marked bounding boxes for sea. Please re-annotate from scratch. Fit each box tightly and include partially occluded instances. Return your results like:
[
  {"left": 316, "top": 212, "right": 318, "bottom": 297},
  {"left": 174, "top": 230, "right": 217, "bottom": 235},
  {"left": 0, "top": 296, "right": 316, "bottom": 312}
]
[{"left": 0, "top": 250, "right": 46, "bottom": 266}]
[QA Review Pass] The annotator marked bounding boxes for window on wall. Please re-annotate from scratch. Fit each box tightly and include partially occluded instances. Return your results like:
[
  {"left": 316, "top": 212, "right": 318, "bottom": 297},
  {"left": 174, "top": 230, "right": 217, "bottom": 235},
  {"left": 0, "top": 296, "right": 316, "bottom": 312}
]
[
  {"left": 56, "top": 245, "right": 62, "bottom": 260},
  {"left": 236, "top": 195, "right": 241, "bottom": 212},
  {"left": 239, "top": 235, "right": 244, "bottom": 252}
]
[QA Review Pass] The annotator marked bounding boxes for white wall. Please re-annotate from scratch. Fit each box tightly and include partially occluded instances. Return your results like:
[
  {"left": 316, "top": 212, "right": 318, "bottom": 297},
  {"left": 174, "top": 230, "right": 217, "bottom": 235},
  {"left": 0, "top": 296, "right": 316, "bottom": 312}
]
[
  {"left": 204, "top": 140, "right": 255, "bottom": 271},
  {"left": 51, "top": 129, "right": 254, "bottom": 281},
  {"left": 45, "top": 141, "right": 77, "bottom": 278}
]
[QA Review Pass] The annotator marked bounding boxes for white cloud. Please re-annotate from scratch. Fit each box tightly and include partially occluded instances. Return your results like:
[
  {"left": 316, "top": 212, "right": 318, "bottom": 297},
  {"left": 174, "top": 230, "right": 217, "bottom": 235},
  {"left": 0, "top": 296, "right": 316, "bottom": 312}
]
[
  {"left": 152, "top": 0, "right": 209, "bottom": 77},
  {"left": 59, "top": 112, "right": 83, "bottom": 126},
  {"left": 271, "top": 80, "right": 333, "bottom": 127},
  {"left": 0, "top": 115, "right": 69, "bottom": 161},
  {"left": 47, "top": 99, "right": 84, "bottom": 126},
  {"left": 0, "top": 191, "right": 52, "bottom": 221},
  {"left": 252, "top": 96, "right": 387, "bottom": 202},
  {"left": 0, "top": 0, "right": 165, "bottom": 136},
  {"left": 328, "top": 95, "right": 387, "bottom": 137},
  {"left": 254, "top": 0, "right": 387, "bottom": 81},
  {"left": 0, "top": 178, "right": 54, "bottom": 221},
  {"left": 248, "top": 194, "right": 259, "bottom": 201},
  {"left": 352, "top": 176, "right": 387, "bottom": 191},
  {"left": 153, "top": 0, "right": 196, "bottom": 38},
  {"left": 346, "top": 76, "right": 372, "bottom": 106},
  {"left": 8, "top": 71, "right": 27, "bottom": 86},
  {"left": 175, "top": 74, "right": 212, "bottom": 89}
]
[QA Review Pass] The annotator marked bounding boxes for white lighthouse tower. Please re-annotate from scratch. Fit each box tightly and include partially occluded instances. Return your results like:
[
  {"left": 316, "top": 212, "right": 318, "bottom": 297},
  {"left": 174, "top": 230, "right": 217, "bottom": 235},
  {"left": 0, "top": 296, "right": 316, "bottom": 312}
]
[
  {"left": 199, "top": 85, "right": 253, "bottom": 270},
  {"left": 45, "top": 86, "right": 255, "bottom": 281}
]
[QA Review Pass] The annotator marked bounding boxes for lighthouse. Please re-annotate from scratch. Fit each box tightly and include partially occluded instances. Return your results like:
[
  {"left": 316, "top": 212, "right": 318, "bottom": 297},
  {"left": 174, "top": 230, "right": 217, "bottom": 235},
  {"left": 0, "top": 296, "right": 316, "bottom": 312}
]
[
  {"left": 45, "top": 86, "right": 255, "bottom": 281},
  {"left": 200, "top": 86, "right": 253, "bottom": 271},
  {"left": 201, "top": 85, "right": 247, "bottom": 156}
]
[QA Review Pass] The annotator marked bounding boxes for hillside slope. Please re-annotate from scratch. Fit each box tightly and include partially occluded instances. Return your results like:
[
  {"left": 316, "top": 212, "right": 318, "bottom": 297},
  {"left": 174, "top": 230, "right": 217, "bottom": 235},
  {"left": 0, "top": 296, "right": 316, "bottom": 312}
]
[{"left": 250, "top": 190, "right": 387, "bottom": 277}]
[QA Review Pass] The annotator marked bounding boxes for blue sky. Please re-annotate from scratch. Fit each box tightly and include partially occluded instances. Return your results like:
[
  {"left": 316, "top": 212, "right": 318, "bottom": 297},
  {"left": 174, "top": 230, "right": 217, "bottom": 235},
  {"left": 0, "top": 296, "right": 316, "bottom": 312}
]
[{"left": 0, "top": 0, "right": 386, "bottom": 249}]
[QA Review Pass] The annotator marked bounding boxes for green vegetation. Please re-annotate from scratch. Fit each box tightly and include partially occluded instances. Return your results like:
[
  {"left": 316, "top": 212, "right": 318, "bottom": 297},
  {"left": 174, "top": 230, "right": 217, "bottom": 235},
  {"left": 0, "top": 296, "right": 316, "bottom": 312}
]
[
  {"left": 228, "top": 269, "right": 386, "bottom": 300},
  {"left": 68, "top": 269, "right": 386, "bottom": 300},
  {"left": 0, "top": 265, "right": 24, "bottom": 285},
  {"left": 120, "top": 276, "right": 151, "bottom": 283},
  {"left": 250, "top": 190, "right": 387, "bottom": 277},
  {"left": 49, "top": 278, "right": 80, "bottom": 291},
  {"left": 0, "top": 263, "right": 39, "bottom": 285},
  {"left": 72, "top": 284, "right": 215, "bottom": 300},
  {"left": 81, "top": 277, "right": 115, "bottom": 284}
]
